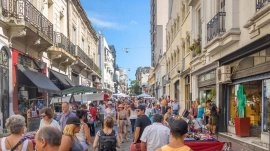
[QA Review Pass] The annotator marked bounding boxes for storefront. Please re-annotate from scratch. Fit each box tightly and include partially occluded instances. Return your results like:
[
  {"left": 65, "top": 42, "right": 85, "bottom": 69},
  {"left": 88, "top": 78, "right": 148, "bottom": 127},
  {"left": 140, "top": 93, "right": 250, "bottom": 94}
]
[
  {"left": 219, "top": 34, "right": 270, "bottom": 142},
  {"left": 198, "top": 70, "right": 216, "bottom": 105},
  {"left": 12, "top": 49, "right": 60, "bottom": 130}
]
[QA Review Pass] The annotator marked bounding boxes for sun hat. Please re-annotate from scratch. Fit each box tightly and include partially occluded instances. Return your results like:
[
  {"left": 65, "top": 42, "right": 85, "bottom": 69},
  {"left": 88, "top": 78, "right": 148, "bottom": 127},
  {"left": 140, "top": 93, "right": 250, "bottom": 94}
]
[{"left": 66, "top": 116, "right": 81, "bottom": 125}]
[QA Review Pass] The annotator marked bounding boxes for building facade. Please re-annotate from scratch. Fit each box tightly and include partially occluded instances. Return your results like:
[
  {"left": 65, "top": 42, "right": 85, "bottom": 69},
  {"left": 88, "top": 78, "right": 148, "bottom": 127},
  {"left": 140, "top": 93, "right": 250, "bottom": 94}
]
[
  {"left": 150, "top": 0, "right": 169, "bottom": 99},
  {"left": 97, "top": 33, "right": 115, "bottom": 93},
  {"left": 136, "top": 67, "right": 151, "bottom": 93},
  {"left": 0, "top": 0, "right": 100, "bottom": 130},
  {"left": 153, "top": 0, "right": 270, "bottom": 149}
]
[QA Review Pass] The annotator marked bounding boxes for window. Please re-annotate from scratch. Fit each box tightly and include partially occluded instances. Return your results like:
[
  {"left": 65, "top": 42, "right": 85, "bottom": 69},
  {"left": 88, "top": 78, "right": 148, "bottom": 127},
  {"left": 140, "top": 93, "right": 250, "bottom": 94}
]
[
  {"left": 72, "top": 26, "right": 77, "bottom": 44},
  {"left": 88, "top": 46, "right": 90, "bottom": 56},
  {"left": 185, "top": 76, "right": 190, "bottom": 109},
  {"left": 81, "top": 38, "right": 84, "bottom": 50},
  {"left": 229, "top": 81, "right": 262, "bottom": 127},
  {"left": 263, "top": 79, "right": 270, "bottom": 132},
  {"left": 197, "top": 8, "right": 202, "bottom": 39}
]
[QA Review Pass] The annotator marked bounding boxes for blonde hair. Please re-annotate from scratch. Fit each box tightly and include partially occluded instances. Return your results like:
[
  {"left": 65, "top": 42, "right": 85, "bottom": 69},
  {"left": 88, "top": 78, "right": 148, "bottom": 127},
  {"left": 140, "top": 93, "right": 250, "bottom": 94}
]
[{"left": 63, "top": 124, "right": 77, "bottom": 136}]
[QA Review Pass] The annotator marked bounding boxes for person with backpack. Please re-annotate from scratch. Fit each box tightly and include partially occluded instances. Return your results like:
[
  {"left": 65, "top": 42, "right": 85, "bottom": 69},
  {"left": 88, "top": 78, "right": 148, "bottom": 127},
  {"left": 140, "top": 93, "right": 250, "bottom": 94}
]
[
  {"left": 0, "top": 115, "right": 34, "bottom": 151},
  {"left": 93, "top": 116, "right": 120, "bottom": 151}
]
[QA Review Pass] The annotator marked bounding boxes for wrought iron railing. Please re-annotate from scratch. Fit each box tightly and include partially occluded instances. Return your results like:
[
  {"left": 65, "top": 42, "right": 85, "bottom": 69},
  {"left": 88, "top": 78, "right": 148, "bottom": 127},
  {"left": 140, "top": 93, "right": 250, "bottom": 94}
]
[
  {"left": 256, "top": 0, "right": 270, "bottom": 10},
  {"left": 1, "top": 0, "right": 53, "bottom": 41},
  {"left": 75, "top": 45, "right": 100, "bottom": 75},
  {"left": 207, "top": 12, "right": 226, "bottom": 42},
  {"left": 53, "top": 32, "right": 75, "bottom": 56}
]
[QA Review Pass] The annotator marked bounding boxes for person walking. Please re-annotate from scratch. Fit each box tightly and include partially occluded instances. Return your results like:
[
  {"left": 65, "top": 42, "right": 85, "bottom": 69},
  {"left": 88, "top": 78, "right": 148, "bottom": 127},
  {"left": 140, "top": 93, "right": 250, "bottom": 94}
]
[
  {"left": 59, "top": 102, "right": 76, "bottom": 131},
  {"left": 128, "top": 103, "right": 137, "bottom": 133},
  {"left": 132, "top": 105, "right": 151, "bottom": 150},
  {"left": 76, "top": 110, "right": 93, "bottom": 151},
  {"left": 0, "top": 115, "right": 34, "bottom": 151},
  {"left": 97, "top": 101, "right": 106, "bottom": 127},
  {"left": 89, "top": 103, "right": 97, "bottom": 136},
  {"left": 35, "top": 127, "right": 62, "bottom": 151},
  {"left": 156, "top": 119, "right": 191, "bottom": 151},
  {"left": 172, "top": 100, "right": 180, "bottom": 115},
  {"left": 39, "top": 107, "right": 61, "bottom": 131},
  {"left": 93, "top": 116, "right": 120, "bottom": 151},
  {"left": 104, "top": 101, "right": 116, "bottom": 119},
  {"left": 164, "top": 107, "right": 173, "bottom": 127},
  {"left": 140, "top": 114, "right": 170, "bottom": 151},
  {"left": 59, "top": 116, "right": 84, "bottom": 151},
  {"left": 117, "top": 104, "right": 129, "bottom": 143}
]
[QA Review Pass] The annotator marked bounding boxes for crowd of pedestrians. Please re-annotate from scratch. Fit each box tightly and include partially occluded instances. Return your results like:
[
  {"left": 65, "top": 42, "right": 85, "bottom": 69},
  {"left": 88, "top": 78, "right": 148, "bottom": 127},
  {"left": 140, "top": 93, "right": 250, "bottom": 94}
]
[{"left": 0, "top": 96, "right": 218, "bottom": 151}]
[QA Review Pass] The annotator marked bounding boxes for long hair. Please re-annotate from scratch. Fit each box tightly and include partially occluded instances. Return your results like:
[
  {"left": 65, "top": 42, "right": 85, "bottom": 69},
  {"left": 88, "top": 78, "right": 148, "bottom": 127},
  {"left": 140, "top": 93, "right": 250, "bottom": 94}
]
[{"left": 63, "top": 124, "right": 77, "bottom": 136}]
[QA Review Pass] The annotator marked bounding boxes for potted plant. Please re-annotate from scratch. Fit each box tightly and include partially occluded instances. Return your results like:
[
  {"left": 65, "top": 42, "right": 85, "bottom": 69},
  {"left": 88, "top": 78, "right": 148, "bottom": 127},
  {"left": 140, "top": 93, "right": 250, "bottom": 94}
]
[
  {"left": 189, "top": 38, "right": 201, "bottom": 57},
  {"left": 234, "top": 84, "right": 250, "bottom": 137}
]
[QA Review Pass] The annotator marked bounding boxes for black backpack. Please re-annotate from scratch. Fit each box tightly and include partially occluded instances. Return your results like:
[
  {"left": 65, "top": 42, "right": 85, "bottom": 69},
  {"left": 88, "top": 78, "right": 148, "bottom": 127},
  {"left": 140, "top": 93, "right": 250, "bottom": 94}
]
[{"left": 98, "top": 129, "right": 117, "bottom": 151}]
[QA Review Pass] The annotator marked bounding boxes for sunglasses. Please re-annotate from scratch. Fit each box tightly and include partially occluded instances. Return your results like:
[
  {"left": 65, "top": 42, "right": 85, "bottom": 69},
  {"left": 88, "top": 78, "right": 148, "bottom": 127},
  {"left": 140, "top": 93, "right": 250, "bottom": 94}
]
[{"left": 136, "top": 109, "right": 141, "bottom": 112}]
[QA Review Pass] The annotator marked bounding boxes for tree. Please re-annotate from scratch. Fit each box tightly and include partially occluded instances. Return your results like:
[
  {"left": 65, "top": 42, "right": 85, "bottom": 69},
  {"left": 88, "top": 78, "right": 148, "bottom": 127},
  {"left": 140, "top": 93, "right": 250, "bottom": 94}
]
[{"left": 129, "top": 80, "right": 141, "bottom": 95}]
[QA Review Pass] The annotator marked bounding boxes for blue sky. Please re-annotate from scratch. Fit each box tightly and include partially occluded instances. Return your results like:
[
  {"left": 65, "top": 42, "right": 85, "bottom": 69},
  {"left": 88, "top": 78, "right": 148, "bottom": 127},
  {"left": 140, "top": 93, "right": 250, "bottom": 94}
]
[{"left": 81, "top": 0, "right": 151, "bottom": 81}]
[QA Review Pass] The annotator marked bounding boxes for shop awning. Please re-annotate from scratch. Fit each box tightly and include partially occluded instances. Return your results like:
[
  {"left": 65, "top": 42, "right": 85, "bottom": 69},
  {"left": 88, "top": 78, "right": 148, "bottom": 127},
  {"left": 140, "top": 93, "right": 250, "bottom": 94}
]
[
  {"left": 60, "top": 85, "right": 97, "bottom": 95},
  {"left": 17, "top": 64, "right": 60, "bottom": 93},
  {"left": 50, "top": 69, "right": 75, "bottom": 87}
]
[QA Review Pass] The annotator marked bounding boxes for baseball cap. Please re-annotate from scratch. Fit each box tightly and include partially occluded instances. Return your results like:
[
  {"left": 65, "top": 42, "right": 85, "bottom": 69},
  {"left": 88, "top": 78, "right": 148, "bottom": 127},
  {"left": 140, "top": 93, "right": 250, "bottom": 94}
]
[
  {"left": 107, "top": 101, "right": 113, "bottom": 105},
  {"left": 66, "top": 116, "right": 81, "bottom": 125},
  {"left": 137, "top": 105, "right": 146, "bottom": 111}
]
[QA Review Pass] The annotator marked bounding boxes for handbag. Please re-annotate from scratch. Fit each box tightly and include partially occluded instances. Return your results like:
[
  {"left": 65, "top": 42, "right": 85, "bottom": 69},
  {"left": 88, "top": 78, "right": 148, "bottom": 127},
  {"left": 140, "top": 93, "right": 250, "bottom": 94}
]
[{"left": 130, "top": 143, "right": 146, "bottom": 151}]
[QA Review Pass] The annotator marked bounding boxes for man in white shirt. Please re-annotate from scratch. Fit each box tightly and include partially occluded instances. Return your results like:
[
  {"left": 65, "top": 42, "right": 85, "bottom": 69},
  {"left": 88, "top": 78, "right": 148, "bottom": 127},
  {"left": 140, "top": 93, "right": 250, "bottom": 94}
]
[
  {"left": 172, "top": 100, "right": 180, "bottom": 115},
  {"left": 140, "top": 114, "right": 170, "bottom": 151}
]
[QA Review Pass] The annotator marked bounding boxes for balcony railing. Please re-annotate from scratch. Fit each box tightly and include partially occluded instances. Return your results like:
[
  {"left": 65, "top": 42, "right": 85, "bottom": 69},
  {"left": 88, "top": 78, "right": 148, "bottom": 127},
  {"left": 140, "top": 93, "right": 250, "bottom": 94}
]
[
  {"left": 1, "top": 0, "right": 53, "bottom": 41},
  {"left": 76, "top": 46, "right": 100, "bottom": 75},
  {"left": 53, "top": 32, "right": 75, "bottom": 56},
  {"left": 207, "top": 12, "right": 226, "bottom": 42},
  {"left": 256, "top": 0, "right": 270, "bottom": 11}
]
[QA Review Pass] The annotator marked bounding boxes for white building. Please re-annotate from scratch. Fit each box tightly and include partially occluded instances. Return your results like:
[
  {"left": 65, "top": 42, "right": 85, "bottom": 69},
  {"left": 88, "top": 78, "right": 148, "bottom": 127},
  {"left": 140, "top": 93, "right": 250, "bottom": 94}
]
[
  {"left": 97, "top": 33, "right": 115, "bottom": 93},
  {"left": 136, "top": 67, "right": 151, "bottom": 93},
  {"left": 150, "top": 0, "right": 169, "bottom": 99}
]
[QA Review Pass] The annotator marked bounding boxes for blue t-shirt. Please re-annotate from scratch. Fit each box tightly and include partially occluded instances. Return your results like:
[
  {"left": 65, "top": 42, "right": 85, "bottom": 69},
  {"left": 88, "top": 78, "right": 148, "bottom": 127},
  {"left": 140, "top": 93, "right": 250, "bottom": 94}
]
[{"left": 198, "top": 106, "right": 204, "bottom": 118}]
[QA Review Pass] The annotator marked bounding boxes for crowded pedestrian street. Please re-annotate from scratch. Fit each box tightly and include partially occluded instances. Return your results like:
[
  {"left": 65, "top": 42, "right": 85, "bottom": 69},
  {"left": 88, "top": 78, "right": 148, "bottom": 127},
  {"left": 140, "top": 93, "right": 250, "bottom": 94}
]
[{"left": 0, "top": 0, "right": 270, "bottom": 151}]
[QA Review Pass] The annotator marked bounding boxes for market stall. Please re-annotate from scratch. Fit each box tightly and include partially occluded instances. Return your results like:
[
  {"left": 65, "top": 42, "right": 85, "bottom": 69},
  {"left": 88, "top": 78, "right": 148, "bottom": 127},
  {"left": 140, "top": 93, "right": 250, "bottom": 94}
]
[{"left": 184, "top": 132, "right": 228, "bottom": 151}]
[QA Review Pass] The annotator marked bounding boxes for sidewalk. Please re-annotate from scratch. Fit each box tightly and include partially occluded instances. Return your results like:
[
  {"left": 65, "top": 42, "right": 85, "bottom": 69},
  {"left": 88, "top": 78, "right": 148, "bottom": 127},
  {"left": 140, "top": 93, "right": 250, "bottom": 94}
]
[{"left": 217, "top": 132, "right": 269, "bottom": 151}]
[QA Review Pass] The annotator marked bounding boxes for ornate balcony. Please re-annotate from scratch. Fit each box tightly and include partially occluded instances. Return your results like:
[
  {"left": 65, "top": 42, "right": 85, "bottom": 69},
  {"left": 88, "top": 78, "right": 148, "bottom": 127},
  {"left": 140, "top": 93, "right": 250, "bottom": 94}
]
[
  {"left": 207, "top": 12, "right": 226, "bottom": 42},
  {"left": 47, "top": 32, "right": 76, "bottom": 67},
  {"left": 256, "top": 0, "right": 270, "bottom": 11},
  {"left": 1, "top": 0, "right": 53, "bottom": 50},
  {"left": 75, "top": 46, "right": 101, "bottom": 76}
]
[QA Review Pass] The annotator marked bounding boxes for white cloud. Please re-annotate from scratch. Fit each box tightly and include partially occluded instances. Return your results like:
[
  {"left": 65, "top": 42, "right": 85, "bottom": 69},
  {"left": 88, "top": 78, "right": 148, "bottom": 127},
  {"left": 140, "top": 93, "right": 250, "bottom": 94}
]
[
  {"left": 129, "top": 20, "right": 138, "bottom": 25},
  {"left": 87, "top": 12, "right": 125, "bottom": 30}
]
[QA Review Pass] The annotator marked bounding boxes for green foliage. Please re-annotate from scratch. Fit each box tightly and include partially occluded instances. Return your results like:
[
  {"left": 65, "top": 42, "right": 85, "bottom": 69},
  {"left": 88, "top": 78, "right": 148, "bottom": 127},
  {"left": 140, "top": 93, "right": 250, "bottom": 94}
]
[
  {"left": 189, "top": 37, "right": 201, "bottom": 56},
  {"left": 129, "top": 80, "right": 141, "bottom": 95}
]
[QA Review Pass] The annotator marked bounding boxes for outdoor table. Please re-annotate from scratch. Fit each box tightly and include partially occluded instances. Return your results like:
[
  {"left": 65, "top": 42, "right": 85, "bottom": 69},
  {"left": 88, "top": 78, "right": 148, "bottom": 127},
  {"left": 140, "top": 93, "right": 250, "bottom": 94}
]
[{"left": 184, "top": 140, "right": 225, "bottom": 151}]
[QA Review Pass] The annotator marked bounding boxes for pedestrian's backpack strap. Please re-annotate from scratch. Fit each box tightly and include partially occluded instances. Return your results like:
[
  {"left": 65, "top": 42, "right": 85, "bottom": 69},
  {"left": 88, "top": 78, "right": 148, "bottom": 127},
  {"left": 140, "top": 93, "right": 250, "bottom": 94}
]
[{"left": 11, "top": 137, "right": 27, "bottom": 151}]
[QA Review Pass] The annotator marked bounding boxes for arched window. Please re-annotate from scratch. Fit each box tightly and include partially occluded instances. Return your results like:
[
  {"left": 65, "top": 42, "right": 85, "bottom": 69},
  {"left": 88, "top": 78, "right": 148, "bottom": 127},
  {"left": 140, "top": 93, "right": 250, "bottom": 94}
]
[{"left": 0, "top": 47, "right": 9, "bottom": 126}]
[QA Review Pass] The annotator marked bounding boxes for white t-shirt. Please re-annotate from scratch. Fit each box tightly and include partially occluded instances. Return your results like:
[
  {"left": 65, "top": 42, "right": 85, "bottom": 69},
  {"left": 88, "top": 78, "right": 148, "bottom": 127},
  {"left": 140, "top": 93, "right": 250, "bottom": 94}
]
[
  {"left": 39, "top": 119, "right": 61, "bottom": 131},
  {"left": 192, "top": 118, "right": 202, "bottom": 130},
  {"left": 129, "top": 109, "right": 137, "bottom": 119}
]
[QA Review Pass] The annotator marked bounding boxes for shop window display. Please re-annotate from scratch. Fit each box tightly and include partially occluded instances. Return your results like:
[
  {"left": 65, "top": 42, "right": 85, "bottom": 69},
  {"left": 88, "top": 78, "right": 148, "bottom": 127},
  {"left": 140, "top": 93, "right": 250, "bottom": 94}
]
[
  {"left": 229, "top": 81, "right": 262, "bottom": 126},
  {"left": 263, "top": 79, "right": 270, "bottom": 132}
]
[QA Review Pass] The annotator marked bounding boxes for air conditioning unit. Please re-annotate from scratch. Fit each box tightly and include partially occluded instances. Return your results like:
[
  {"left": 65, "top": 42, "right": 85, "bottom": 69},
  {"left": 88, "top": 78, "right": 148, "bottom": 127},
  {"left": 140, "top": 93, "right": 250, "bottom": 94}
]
[{"left": 217, "top": 65, "right": 231, "bottom": 84}]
